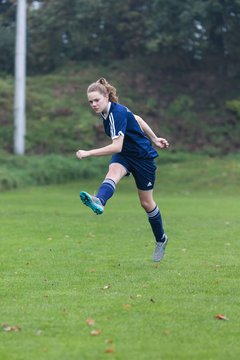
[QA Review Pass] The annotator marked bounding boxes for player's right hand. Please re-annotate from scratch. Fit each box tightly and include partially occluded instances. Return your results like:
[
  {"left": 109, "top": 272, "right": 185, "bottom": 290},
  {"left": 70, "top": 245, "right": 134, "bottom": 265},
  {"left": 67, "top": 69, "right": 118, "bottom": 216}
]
[{"left": 76, "top": 150, "right": 89, "bottom": 159}]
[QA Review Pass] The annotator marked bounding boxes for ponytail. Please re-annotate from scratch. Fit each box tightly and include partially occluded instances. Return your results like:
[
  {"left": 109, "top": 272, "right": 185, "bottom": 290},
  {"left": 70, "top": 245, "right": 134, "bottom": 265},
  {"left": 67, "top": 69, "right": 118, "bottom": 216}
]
[{"left": 87, "top": 77, "right": 119, "bottom": 103}]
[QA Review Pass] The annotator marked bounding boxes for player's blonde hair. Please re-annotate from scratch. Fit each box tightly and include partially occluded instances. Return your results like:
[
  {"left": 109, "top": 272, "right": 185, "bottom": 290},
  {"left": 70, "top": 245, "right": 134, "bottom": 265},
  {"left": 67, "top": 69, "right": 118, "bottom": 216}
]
[{"left": 87, "top": 78, "right": 119, "bottom": 103}]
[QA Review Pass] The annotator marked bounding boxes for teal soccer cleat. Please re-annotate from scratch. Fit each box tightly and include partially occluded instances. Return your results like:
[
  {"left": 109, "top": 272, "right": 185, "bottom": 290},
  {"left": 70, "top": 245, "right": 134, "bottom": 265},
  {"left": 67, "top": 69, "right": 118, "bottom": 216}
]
[{"left": 80, "top": 191, "right": 104, "bottom": 215}]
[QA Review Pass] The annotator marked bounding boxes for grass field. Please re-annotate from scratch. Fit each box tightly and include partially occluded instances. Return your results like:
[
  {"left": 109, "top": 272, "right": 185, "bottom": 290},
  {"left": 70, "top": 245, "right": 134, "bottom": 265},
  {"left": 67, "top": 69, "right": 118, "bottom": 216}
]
[{"left": 1, "top": 155, "right": 240, "bottom": 359}]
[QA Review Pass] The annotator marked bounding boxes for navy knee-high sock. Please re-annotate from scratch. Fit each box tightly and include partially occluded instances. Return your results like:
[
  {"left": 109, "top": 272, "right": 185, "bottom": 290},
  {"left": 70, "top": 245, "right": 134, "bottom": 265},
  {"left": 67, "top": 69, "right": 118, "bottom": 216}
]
[
  {"left": 96, "top": 178, "right": 116, "bottom": 206},
  {"left": 147, "top": 206, "right": 165, "bottom": 242}
]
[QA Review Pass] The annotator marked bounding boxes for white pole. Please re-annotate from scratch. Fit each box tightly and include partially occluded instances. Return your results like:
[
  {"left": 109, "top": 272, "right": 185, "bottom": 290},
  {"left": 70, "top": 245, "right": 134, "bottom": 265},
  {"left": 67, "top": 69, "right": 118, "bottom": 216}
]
[{"left": 14, "top": 0, "right": 27, "bottom": 155}]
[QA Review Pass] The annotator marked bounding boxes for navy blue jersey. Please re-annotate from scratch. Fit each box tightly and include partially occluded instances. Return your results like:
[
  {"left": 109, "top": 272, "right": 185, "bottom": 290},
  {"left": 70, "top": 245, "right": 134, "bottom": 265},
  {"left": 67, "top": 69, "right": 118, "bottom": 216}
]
[{"left": 101, "top": 102, "right": 158, "bottom": 159}]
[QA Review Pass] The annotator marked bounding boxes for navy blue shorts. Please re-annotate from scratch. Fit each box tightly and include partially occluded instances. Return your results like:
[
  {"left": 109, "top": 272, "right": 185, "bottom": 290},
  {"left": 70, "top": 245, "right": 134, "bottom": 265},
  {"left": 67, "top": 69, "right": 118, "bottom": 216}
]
[{"left": 110, "top": 153, "right": 157, "bottom": 190}]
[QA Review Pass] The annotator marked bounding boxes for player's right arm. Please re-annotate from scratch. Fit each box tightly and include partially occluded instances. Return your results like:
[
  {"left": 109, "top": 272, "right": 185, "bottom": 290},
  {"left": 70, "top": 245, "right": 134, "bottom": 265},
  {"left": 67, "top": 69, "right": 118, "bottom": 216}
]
[{"left": 76, "top": 135, "right": 124, "bottom": 159}]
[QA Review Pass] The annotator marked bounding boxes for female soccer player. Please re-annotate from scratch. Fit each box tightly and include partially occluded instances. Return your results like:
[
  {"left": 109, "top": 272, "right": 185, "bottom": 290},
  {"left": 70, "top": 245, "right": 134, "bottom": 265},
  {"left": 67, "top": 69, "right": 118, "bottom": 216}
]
[{"left": 76, "top": 78, "right": 169, "bottom": 262}]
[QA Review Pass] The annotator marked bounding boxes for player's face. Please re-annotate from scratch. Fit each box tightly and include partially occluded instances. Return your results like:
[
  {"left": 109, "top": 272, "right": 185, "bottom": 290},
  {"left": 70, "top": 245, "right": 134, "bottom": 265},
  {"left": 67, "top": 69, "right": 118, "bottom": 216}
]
[{"left": 88, "top": 91, "right": 109, "bottom": 114}]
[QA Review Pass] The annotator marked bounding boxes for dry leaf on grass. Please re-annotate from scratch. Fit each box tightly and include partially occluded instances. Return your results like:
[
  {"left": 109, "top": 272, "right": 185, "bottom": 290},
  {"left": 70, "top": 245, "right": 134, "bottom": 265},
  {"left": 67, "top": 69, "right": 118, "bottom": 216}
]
[
  {"left": 105, "top": 348, "right": 115, "bottom": 353},
  {"left": 89, "top": 268, "right": 96, "bottom": 273},
  {"left": 86, "top": 318, "right": 95, "bottom": 326},
  {"left": 102, "top": 285, "right": 111, "bottom": 290},
  {"left": 36, "top": 329, "right": 43, "bottom": 336},
  {"left": 90, "top": 329, "right": 102, "bottom": 336},
  {"left": 214, "top": 314, "right": 229, "bottom": 320},
  {"left": 2, "top": 324, "right": 21, "bottom": 332},
  {"left": 105, "top": 339, "right": 113, "bottom": 344},
  {"left": 163, "top": 329, "right": 171, "bottom": 336}
]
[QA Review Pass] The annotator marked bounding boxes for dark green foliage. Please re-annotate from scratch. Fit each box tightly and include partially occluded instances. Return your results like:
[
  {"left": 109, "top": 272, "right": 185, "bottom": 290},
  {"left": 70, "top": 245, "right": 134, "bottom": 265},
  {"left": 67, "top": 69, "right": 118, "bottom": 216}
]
[
  {"left": 165, "top": 95, "right": 200, "bottom": 150},
  {"left": 1, "top": 0, "right": 240, "bottom": 74},
  {"left": 0, "top": 0, "right": 16, "bottom": 74},
  {"left": 1, "top": 150, "right": 240, "bottom": 192},
  {"left": 0, "top": 77, "right": 14, "bottom": 152},
  {"left": 226, "top": 98, "right": 240, "bottom": 117},
  {"left": 0, "top": 26, "right": 15, "bottom": 73},
  {"left": 26, "top": 0, "right": 240, "bottom": 75},
  {"left": 0, "top": 151, "right": 108, "bottom": 191},
  {"left": 1, "top": 62, "right": 240, "bottom": 156}
]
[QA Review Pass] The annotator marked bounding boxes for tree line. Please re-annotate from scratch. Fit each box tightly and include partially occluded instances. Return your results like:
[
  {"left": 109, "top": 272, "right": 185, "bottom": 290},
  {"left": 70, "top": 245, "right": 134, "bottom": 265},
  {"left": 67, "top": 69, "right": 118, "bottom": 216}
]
[{"left": 1, "top": 0, "right": 240, "bottom": 75}]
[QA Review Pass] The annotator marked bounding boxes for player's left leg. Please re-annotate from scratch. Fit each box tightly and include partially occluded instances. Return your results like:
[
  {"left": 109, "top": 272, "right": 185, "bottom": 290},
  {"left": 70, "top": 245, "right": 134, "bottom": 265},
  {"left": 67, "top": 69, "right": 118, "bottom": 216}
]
[{"left": 138, "top": 189, "right": 168, "bottom": 262}]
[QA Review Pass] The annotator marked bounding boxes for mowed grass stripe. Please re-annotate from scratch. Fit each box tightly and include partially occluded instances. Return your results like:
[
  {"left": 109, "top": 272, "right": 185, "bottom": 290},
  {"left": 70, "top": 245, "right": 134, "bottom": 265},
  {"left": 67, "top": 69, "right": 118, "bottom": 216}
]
[{"left": 0, "top": 177, "right": 240, "bottom": 360}]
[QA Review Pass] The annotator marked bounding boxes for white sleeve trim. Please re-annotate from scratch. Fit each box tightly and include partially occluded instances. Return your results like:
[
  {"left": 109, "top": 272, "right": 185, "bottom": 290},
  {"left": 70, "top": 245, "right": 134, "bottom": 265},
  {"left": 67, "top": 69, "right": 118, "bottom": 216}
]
[{"left": 111, "top": 131, "right": 124, "bottom": 140}]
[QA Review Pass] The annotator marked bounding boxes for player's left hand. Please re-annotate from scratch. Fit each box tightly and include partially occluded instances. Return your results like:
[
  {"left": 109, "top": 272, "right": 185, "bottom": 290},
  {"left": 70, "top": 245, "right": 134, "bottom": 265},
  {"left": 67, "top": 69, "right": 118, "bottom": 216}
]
[
  {"left": 153, "top": 137, "right": 169, "bottom": 149},
  {"left": 76, "top": 150, "right": 89, "bottom": 159}
]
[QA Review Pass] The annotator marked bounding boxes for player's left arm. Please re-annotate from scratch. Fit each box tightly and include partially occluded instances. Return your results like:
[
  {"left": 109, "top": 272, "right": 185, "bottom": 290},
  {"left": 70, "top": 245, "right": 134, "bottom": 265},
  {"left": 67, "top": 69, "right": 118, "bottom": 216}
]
[{"left": 134, "top": 115, "right": 169, "bottom": 149}]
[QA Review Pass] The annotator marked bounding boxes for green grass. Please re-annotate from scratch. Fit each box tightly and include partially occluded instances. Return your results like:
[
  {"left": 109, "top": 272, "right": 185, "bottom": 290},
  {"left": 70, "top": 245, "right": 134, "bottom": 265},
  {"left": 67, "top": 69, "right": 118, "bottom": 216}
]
[{"left": 1, "top": 156, "right": 240, "bottom": 359}]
